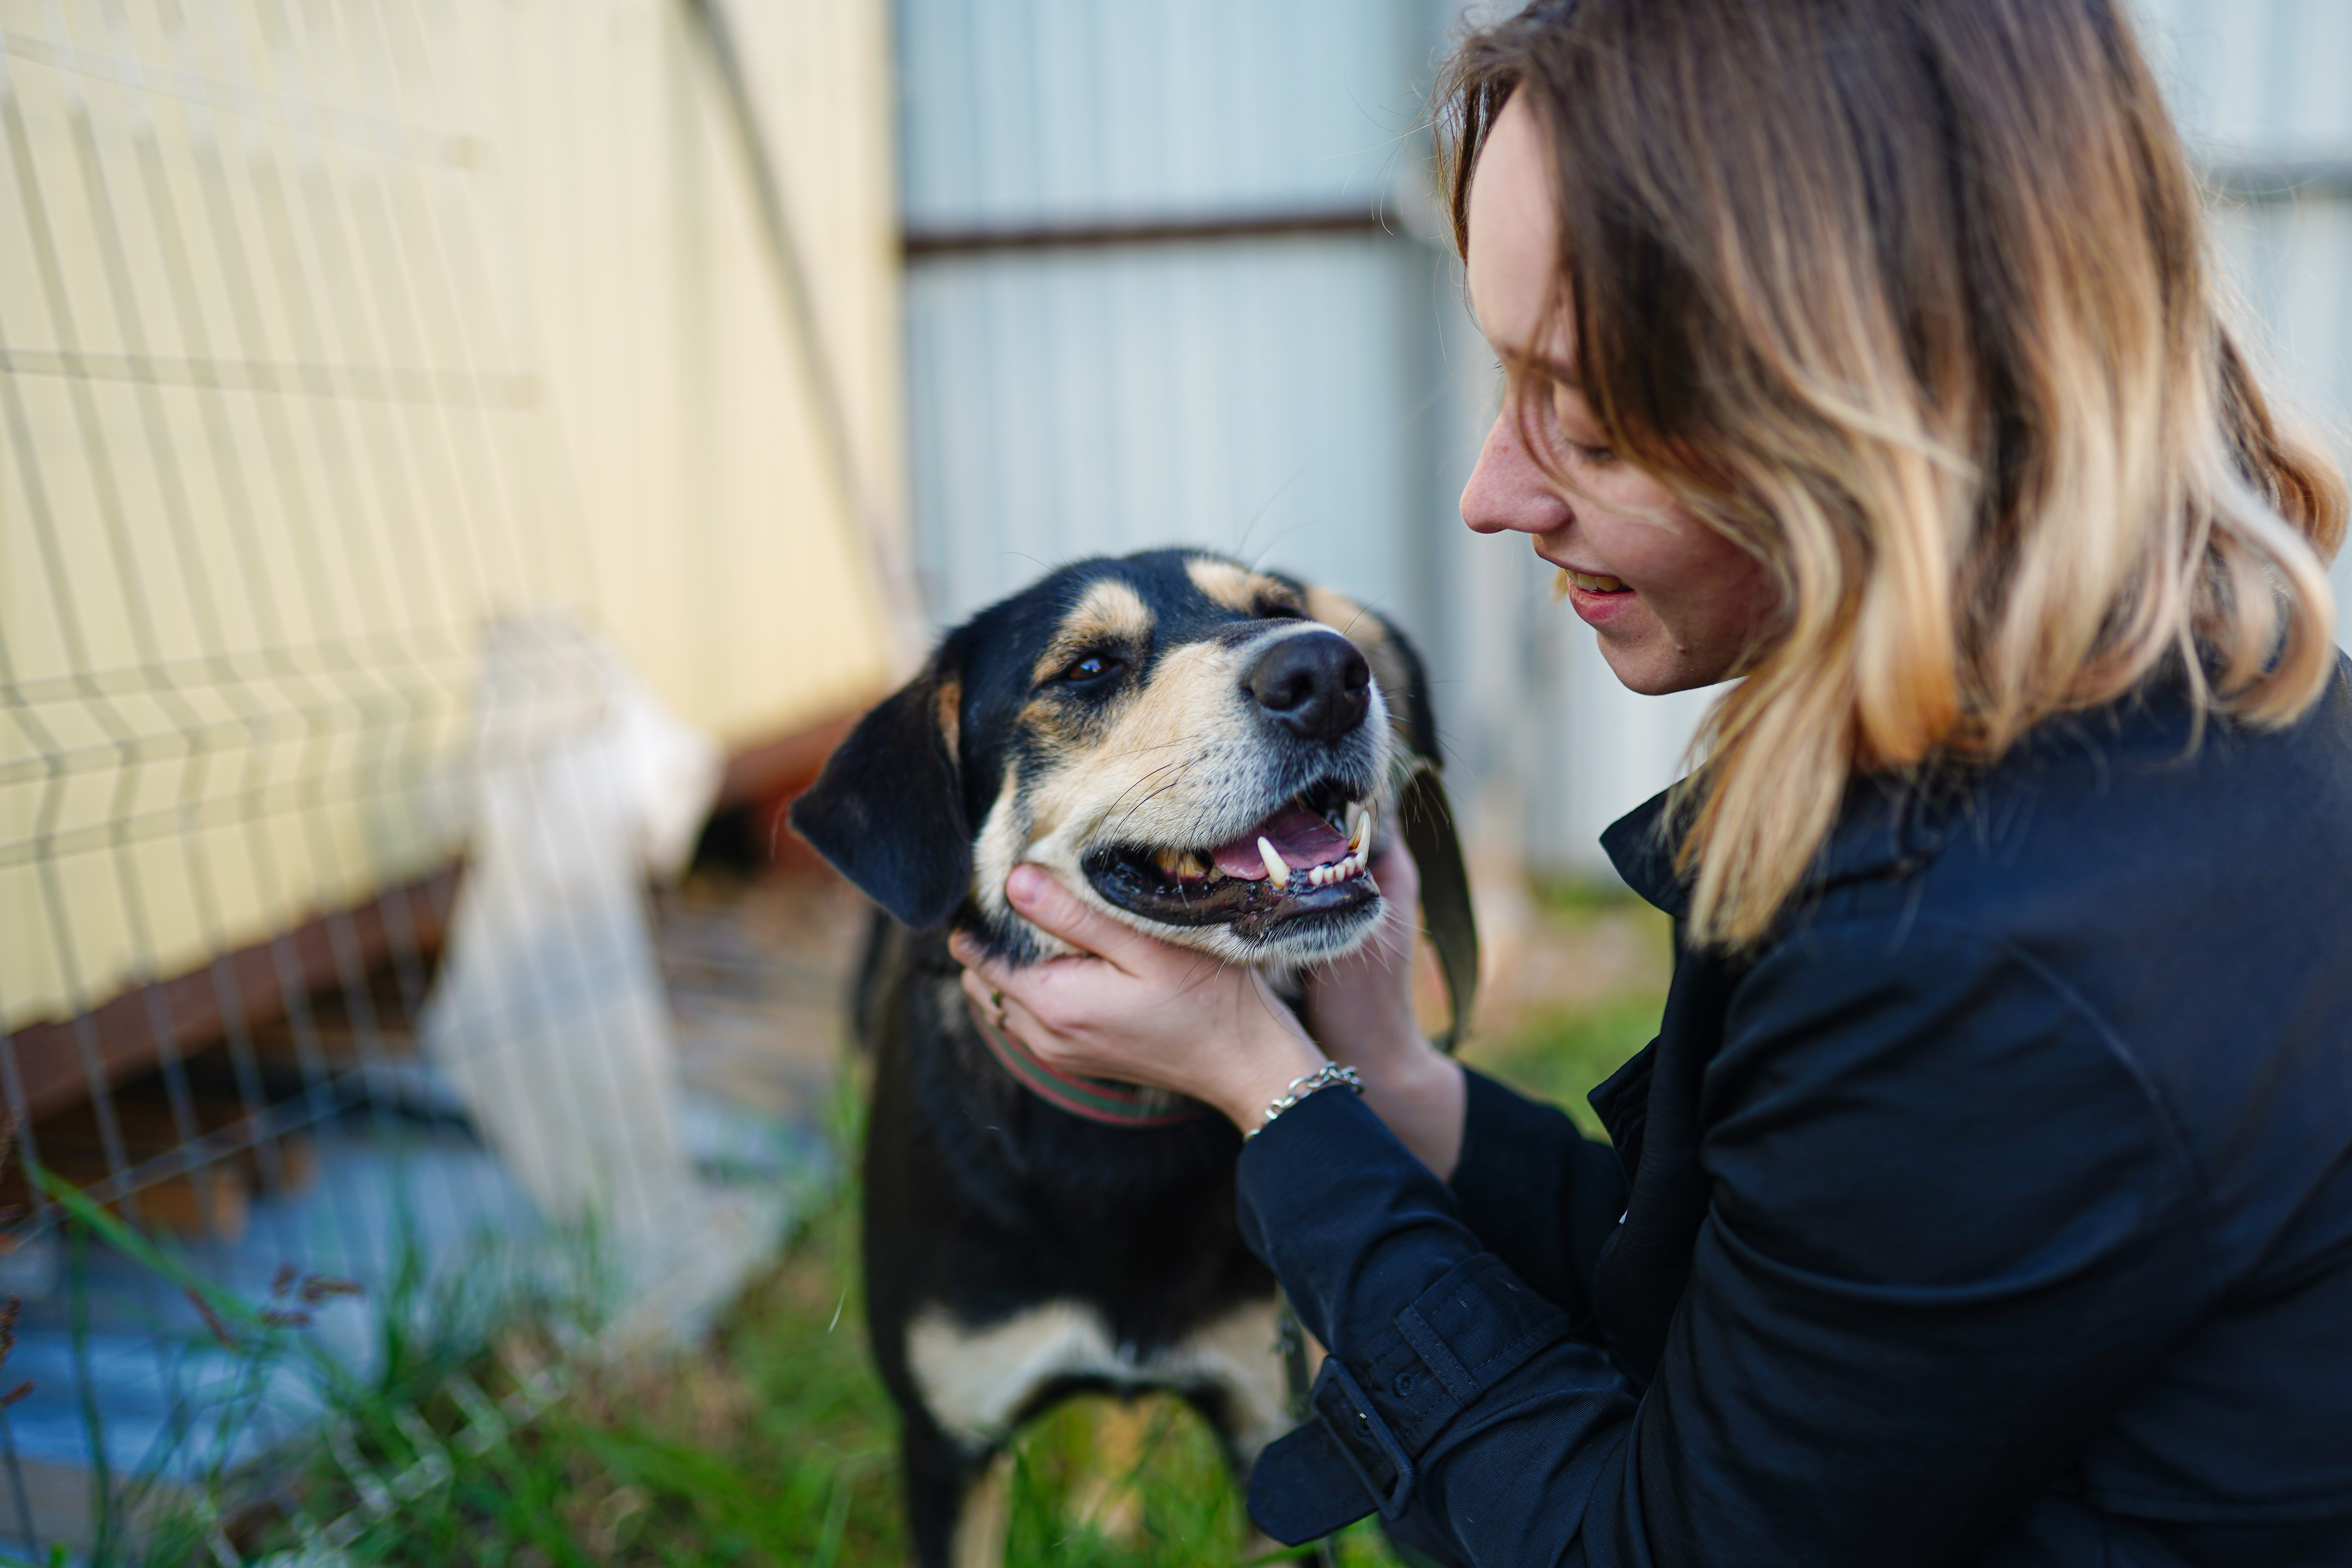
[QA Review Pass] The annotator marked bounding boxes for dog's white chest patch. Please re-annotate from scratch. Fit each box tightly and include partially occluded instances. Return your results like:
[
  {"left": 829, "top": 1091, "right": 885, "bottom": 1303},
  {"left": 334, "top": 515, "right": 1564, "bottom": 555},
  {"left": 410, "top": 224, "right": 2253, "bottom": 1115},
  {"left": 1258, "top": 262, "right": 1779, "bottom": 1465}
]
[{"left": 907, "top": 1297, "right": 1289, "bottom": 1456}]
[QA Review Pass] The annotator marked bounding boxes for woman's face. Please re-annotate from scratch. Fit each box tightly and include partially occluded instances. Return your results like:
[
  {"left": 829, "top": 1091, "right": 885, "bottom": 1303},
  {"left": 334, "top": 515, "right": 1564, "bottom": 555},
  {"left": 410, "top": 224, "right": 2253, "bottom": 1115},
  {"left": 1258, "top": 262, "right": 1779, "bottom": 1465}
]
[{"left": 1460, "top": 96, "right": 1776, "bottom": 696}]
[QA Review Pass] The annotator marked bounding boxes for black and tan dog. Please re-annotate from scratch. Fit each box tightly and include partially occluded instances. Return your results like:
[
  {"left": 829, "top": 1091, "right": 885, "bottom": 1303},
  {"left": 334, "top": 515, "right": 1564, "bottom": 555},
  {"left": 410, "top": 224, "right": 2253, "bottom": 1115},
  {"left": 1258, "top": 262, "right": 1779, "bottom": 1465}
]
[{"left": 791, "top": 549, "right": 1474, "bottom": 1567}]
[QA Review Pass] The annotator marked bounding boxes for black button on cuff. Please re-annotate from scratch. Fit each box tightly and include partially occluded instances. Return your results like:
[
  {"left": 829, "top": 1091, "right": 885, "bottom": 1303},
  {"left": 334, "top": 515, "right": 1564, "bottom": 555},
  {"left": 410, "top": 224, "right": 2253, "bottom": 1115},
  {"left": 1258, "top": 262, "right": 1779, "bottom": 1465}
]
[{"left": 1309, "top": 1356, "right": 1417, "bottom": 1519}]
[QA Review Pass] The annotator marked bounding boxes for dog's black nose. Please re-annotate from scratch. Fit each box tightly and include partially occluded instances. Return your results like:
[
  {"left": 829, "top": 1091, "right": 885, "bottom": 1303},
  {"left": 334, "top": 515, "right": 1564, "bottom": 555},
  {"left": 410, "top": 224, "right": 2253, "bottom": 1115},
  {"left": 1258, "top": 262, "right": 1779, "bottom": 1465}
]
[{"left": 1249, "top": 632, "right": 1370, "bottom": 743}]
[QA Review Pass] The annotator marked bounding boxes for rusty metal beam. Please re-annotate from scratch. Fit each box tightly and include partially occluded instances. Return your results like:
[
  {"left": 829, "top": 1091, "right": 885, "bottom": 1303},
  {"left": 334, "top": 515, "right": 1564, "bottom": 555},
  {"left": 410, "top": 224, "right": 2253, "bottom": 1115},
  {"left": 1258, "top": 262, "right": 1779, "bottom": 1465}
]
[
  {"left": 902, "top": 206, "right": 1405, "bottom": 258},
  {"left": 2205, "top": 158, "right": 2352, "bottom": 203}
]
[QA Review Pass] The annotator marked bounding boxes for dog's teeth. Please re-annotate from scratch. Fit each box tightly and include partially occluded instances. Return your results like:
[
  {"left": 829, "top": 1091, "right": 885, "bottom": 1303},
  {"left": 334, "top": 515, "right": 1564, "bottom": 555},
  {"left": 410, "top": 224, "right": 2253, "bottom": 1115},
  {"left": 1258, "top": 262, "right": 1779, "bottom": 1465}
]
[
  {"left": 1349, "top": 805, "right": 1371, "bottom": 854},
  {"left": 1258, "top": 836, "right": 1289, "bottom": 889},
  {"left": 1177, "top": 851, "right": 1208, "bottom": 880},
  {"left": 1154, "top": 846, "right": 1183, "bottom": 878}
]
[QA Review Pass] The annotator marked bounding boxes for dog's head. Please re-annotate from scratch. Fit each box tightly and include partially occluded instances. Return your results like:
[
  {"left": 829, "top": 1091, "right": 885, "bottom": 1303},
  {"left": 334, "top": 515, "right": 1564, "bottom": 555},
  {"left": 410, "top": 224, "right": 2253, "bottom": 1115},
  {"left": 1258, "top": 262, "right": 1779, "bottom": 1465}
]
[{"left": 791, "top": 550, "right": 1443, "bottom": 967}]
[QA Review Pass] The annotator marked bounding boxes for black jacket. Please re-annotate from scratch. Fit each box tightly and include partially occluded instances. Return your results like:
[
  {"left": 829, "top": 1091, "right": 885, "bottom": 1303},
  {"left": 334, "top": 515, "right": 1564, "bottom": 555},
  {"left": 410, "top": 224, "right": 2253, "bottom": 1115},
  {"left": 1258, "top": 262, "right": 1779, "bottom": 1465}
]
[{"left": 1238, "top": 661, "right": 2352, "bottom": 1566}]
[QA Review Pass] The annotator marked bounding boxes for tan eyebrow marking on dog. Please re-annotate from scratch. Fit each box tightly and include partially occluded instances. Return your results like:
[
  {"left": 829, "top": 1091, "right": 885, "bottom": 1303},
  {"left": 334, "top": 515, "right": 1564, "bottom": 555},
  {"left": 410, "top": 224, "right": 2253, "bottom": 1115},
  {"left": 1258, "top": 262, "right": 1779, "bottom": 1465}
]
[
  {"left": 1306, "top": 585, "right": 1415, "bottom": 746},
  {"left": 1185, "top": 556, "right": 1297, "bottom": 615},
  {"left": 1031, "top": 578, "right": 1154, "bottom": 686},
  {"left": 1303, "top": 585, "right": 1386, "bottom": 650}
]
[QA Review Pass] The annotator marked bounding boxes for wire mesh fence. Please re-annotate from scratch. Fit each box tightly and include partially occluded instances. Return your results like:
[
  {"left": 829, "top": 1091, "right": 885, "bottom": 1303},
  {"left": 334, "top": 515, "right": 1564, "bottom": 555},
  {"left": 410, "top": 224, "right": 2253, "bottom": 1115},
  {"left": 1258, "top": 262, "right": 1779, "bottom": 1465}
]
[{"left": 1, "top": 1, "right": 891, "bottom": 1557}]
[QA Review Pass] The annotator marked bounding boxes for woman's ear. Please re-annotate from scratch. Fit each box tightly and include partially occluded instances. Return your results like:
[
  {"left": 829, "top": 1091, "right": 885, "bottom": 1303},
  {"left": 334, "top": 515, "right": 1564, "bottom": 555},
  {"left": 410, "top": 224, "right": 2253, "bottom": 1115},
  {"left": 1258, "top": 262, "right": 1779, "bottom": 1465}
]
[{"left": 789, "top": 659, "right": 971, "bottom": 929}]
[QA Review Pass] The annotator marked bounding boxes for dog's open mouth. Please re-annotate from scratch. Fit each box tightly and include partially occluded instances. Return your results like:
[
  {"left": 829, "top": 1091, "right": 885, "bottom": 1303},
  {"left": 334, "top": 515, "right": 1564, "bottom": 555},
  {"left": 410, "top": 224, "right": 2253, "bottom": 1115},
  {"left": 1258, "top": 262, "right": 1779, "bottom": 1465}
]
[{"left": 1081, "top": 779, "right": 1379, "bottom": 940}]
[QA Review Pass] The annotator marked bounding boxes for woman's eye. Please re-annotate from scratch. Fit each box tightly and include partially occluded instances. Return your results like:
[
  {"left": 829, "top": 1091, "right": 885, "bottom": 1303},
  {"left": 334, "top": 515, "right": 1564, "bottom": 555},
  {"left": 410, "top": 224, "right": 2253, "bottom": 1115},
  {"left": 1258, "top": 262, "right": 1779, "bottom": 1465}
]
[{"left": 1543, "top": 384, "right": 1617, "bottom": 466}]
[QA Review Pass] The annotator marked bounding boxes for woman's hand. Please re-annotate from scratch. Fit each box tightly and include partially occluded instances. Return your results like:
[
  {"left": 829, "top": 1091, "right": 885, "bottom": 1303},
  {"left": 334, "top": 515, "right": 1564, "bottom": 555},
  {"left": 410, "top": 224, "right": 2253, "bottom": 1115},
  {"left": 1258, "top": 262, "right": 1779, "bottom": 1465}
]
[
  {"left": 1303, "top": 839, "right": 1466, "bottom": 1178},
  {"left": 947, "top": 865, "right": 1328, "bottom": 1135},
  {"left": 949, "top": 848, "right": 1467, "bottom": 1173}
]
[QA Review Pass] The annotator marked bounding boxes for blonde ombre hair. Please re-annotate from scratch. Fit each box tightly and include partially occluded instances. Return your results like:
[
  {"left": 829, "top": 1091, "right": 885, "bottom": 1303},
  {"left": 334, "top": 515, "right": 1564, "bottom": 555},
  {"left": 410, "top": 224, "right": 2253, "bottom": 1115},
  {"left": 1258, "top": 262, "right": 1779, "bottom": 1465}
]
[{"left": 1441, "top": 0, "right": 2347, "bottom": 948}]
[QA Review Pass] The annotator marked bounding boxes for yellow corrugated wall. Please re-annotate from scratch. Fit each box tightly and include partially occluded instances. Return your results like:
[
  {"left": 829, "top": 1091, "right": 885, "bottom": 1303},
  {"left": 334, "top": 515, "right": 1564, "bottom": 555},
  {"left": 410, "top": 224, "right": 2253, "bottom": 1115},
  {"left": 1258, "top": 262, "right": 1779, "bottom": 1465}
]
[{"left": 0, "top": 0, "right": 903, "bottom": 1034}]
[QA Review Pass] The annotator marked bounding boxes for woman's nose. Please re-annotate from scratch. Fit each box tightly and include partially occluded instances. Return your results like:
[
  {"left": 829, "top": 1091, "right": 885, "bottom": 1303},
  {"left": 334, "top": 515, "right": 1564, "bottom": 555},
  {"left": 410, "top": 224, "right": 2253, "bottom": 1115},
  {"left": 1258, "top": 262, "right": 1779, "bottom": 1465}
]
[{"left": 1460, "top": 410, "right": 1572, "bottom": 537}]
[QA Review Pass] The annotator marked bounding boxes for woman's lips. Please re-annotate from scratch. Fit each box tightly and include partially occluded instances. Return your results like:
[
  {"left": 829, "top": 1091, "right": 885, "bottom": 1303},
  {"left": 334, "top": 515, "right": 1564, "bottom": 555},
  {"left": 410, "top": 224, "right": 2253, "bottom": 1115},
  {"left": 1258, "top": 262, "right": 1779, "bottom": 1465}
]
[{"left": 1553, "top": 564, "right": 1637, "bottom": 626}]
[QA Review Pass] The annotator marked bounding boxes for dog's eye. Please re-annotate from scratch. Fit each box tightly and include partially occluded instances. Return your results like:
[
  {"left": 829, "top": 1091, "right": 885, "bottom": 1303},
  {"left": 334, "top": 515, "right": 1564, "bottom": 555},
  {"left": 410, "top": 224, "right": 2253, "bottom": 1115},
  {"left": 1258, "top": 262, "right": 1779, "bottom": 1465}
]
[
  {"left": 1058, "top": 653, "right": 1119, "bottom": 683},
  {"left": 1259, "top": 601, "right": 1305, "bottom": 620}
]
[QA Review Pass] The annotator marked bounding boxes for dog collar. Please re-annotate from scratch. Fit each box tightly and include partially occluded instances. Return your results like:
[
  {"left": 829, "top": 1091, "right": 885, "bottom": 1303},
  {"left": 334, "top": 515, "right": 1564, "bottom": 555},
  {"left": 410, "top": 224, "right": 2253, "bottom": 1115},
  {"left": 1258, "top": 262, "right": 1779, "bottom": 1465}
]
[{"left": 970, "top": 1009, "right": 1209, "bottom": 1129}]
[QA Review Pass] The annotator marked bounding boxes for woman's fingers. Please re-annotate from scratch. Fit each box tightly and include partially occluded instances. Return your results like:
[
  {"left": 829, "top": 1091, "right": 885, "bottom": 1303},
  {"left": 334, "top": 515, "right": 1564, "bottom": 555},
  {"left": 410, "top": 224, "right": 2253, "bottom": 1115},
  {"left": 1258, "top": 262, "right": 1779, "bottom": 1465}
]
[
  {"left": 947, "top": 929, "right": 1014, "bottom": 995},
  {"left": 957, "top": 966, "right": 1002, "bottom": 1030},
  {"left": 1001, "top": 864, "right": 1163, "bottom": 974}
]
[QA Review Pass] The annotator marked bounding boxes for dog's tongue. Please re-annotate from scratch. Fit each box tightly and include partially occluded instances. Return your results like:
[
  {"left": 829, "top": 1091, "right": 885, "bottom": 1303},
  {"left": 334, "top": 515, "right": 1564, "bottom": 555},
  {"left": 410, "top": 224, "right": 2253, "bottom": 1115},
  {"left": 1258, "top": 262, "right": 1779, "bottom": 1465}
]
[{"left": 1209, "top": 802, "right": 1349, "bottom": 880}]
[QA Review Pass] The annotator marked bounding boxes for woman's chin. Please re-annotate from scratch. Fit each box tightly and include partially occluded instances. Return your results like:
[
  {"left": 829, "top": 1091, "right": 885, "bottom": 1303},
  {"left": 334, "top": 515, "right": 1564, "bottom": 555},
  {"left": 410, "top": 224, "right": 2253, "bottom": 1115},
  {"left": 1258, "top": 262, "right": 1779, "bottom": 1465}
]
[{"left": 1595, "top": 631, "right": 1723, "bottom": 697}]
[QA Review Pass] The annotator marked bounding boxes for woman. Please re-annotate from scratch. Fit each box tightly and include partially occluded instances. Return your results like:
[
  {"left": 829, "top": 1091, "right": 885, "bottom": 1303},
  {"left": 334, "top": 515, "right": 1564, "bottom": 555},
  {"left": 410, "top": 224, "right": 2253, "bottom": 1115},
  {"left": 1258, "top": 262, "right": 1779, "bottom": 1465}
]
[{"left": 951, "top": 1, "right": 2352, "bottom": 1561}]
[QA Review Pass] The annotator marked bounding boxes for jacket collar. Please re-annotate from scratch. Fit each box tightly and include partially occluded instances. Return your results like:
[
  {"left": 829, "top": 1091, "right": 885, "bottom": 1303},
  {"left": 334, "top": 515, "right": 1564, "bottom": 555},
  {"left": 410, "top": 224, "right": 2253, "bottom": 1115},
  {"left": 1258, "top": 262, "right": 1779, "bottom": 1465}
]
[{"left": 1601, "top": 776, "right": 1947, "bottom": 924}]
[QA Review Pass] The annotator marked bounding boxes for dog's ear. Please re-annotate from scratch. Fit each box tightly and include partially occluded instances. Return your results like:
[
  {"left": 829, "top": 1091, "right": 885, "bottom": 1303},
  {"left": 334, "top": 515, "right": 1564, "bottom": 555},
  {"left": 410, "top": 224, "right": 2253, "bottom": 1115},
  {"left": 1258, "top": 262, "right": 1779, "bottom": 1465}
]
[
  {"left": 789, "top": 657, "right": 971, "bottom": 929},
  {"left": 1302, "top": 587, "right": 1479, "bottom": 1052}
]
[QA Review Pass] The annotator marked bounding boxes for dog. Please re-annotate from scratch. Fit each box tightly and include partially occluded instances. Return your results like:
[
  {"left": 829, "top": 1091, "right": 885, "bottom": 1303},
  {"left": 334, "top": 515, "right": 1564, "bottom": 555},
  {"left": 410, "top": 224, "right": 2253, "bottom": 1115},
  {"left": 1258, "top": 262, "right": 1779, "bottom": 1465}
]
[{"left": 791, "top": 549, "right": 1475, "bottom": 1567}]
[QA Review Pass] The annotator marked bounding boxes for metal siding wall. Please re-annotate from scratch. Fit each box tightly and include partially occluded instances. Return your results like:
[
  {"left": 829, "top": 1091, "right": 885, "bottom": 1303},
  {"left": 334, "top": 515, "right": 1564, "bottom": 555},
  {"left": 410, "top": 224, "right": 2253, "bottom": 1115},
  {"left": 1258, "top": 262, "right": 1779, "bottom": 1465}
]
[
  {"left": 906, "top": 235, "right": 1426, "bottom": 625},
  {"left": 899, "top": 0, "right": 1415, "bottom": 229},
  {"left": 2140, "top": 0, "right": 2352, "bottom": 633}
]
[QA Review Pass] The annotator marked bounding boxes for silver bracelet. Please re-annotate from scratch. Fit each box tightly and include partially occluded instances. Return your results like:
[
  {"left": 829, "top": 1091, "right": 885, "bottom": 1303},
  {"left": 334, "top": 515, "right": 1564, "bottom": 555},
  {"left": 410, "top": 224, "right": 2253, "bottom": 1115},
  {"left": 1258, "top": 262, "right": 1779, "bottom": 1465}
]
[{"left": 1245, "top": 1062, "right": 1363, "bottom": 1141}]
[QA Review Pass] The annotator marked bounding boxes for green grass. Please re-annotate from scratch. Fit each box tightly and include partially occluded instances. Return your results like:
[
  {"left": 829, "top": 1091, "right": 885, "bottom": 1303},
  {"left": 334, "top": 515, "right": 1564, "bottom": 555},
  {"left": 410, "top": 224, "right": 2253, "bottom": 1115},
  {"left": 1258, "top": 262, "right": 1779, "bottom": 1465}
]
[
  {"left": 199, "top": 1192, "right": 1400, "bottom": 1567},
  {"left": 207, "top": 1194, "right": 907, "bottom": 1566}
]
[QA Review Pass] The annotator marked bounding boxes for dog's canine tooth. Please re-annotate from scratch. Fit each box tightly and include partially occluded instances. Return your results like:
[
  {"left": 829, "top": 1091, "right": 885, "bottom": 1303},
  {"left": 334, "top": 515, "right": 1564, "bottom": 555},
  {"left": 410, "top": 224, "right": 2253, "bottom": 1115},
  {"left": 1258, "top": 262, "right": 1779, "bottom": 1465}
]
[
  {"left": 1348, "top": 805, "right": 1371, "bottom": 854},
  {"left": 1258, "top": 836, "right": 1289, "bottom": 890}
]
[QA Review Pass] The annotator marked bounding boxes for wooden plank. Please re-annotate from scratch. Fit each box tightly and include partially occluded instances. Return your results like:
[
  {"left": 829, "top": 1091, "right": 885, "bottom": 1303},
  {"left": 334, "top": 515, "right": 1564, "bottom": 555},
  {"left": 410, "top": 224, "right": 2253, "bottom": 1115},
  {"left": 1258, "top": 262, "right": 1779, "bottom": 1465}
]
[
  {"left": 0, "top": 867, "right": 461, "bottom": 1123},
  {"left": 716, "top": 709, "right": 860, "bottom": 807}
]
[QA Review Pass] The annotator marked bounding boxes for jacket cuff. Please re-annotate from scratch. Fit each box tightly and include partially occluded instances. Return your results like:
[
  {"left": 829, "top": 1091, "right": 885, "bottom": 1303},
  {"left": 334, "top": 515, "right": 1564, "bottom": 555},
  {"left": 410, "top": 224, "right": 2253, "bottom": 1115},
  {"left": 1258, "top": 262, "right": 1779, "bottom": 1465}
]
[
  {"left": 1249, "top": 1253, "right": 1573, "bottom": 1541},
  {"left": 1239, "top": 1089, "right": 1578, "bottom": 1545}
]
